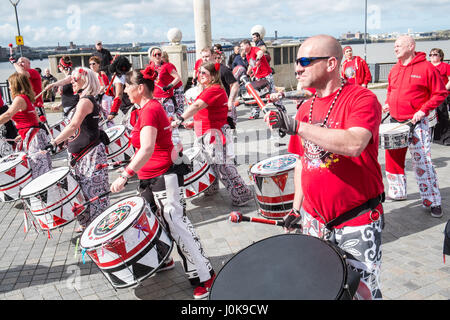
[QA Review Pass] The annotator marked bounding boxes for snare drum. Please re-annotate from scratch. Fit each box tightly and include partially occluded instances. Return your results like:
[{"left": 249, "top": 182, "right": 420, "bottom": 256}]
[
  {"left": 183, "top": 147, "right": 217, "bottom": 199},
  {"left": 0, "top": 152, "right": 32, "bottom": 202},
  {"left": 379, "top": 123, "right": 411, "bottom": 150},
  {"left": 104, "top": 125, "right": 135, "bottom": 169},
  {"left": 209, "top": 234, "right": 360, "bottom": 300},
  {"left": 184, "top": 86, "right": 202, "bottom": 107},
  {"left": 249, "top": 154, "right": 298, "bottom": 219},
  {"left": 19, "top": 167, "right": 86, "bottom": 230},
  {"left": 428, "top": 109, "right": 437, "bottom": 128},
  {"left": 80, "top": 196, "right": 173, "bottom": 289}
]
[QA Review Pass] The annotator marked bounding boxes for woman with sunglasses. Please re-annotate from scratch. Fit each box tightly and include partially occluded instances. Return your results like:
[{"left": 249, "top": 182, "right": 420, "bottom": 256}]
[
  {"left": 0, "top": 72, "right": 52, "bottom": 179},
  {"left": 46, "top": 67, "right": 109, "bottom": 233},
  {"left": 161, "top": 51, "right": 185, "bottom": 118},
  {"left": 44, "top": 56, "right": 80, "bottom": 117},
  {"left": 89, "top": 56, "right": 114, "bottom": 127},
  {"left": 172, "top": 61, "right": 253, "bottom": 207},
  {"left": 147, "top": 47, "right": 183, "bottom": 147},
  {"left": 429, "top": 48, "right": 450, "bottom": 145},
  {"left": 110, "top": 67, "right": 215, "bottom": 299}
]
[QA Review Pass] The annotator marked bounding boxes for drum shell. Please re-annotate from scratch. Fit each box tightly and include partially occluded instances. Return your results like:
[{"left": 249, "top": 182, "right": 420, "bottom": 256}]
[
  {"left": 20, "top": 167, "right": 85, "bottom": 230},
  {"left": 209, "top": 234, "right": 354, "bottom": 300},
  {"left": 248, "top": 155, "right": 297, "bottom": 219},
  {"left": 104, "top": 125, "right": 135, "bottom": 168},
  {"left": 0, "top": 152, "right": 32, "bottom": 202},
  {"left": 80, "top": 197, "right": 173, "bottom": 289},
  {"left": 379, "top": 124, "right": 411, "bottom": 150},
  {"left": 49, "top": 118, "right": 69, "bottom": 154},
  {"left": 183, "top": 147, "right": 216, "bottom": 199},
  {"left": 428, "top": 109, "right": 437, "bottom": 128}
]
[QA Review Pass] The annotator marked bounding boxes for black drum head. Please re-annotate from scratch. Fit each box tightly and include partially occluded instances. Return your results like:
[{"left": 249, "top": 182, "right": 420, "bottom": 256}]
[{"left": 209, "top": 234, "right": 346, "bottom": 300}]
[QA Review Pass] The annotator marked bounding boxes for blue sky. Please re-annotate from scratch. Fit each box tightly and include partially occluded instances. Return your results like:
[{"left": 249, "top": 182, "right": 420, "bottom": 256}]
[{"left": 0, "top": 0, "right": 449, "bottom": 47}]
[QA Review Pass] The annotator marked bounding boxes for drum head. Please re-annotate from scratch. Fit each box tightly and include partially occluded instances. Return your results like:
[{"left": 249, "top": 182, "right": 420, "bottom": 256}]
[
  {"left": 80, "top": 196, "right": 146, "bottom": 250},
  {"left": 0, "top": 152, "right": 26, "bottom": 173},
  {"left": 183, "top": 147, "right": 201, "bottom": 162},
  {"left": 379, "top": 123, "right": 410, "bottom": 134},
  {"left": 105, "top": 125, "right": 126, "bottom": 142},
  {"left": 209, "top": 234, "right": 346, "bottom": 300},
  {"left": 20, "top": 167, "right": 70, "bottom": 197},
  {"left": 250, "top": 154, "right": 298, "bottom": 176}
]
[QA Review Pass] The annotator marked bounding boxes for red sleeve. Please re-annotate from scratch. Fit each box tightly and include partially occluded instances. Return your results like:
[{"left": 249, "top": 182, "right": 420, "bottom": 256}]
[
  {"left": 139, "top": 104, "right": 159, "bottom": 129},
  {"left": 361, "top": 59, "right": 372, "bottom": 85},
  {"left": 345, "top": 89, "right": 382, "bottom": 138},
  {"left": 420, "top": 66, "right": 448, "bottom": 114},
  {"left": 101, "top": 73, "right": 109, "bottom": 87}
]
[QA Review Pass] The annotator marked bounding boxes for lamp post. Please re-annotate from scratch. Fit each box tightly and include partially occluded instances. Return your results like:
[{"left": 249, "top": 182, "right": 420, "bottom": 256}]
[
  {"left": 364, "top": 0, "right": 367, "bottom": 61},
  {"left": 9, "top": 0, "right": 23, "bottom": 57}
]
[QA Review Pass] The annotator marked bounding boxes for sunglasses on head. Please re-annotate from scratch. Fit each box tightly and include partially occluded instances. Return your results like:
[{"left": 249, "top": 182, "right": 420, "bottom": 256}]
[{"left": 296, "top": 56, "right": 330, "bottom": 67}]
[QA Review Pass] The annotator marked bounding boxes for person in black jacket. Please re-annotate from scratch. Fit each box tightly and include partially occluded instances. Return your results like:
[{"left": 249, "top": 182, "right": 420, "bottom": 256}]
[{"left": 92, "top": 40, "right": 113, "bottom": 78}]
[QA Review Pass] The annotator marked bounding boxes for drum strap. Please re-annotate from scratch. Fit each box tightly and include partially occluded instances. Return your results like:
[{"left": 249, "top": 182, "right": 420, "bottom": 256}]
[
  {"left": 325, "top": 192, "right": 385, "bottom": 230},
  {"left": 69, "top": 140, "right": 99, "bottom": 167}
]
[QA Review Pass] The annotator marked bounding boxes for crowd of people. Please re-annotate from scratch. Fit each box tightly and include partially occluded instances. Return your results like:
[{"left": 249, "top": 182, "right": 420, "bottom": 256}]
[{"left": 0, "top": 33, "right": 449, "bottom": 300}]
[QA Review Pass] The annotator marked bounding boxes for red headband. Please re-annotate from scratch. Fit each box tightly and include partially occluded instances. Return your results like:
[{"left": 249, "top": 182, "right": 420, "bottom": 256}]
[
  {"left": 59, "top": 58, "right": 72, "bottom": 69},
  {"left": 343, "top": 46, "right": 352, "bottom": 53}
]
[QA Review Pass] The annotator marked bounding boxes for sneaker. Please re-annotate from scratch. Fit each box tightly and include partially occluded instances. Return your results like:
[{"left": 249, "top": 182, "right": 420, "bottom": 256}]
[
  {"left": 233, "top": 197, "right": 254, "bottom": 207},
  {"left": 431, "top": 205, "right": 443, "bottom": 218},
  {"left": 193, "top": 273, "right": 216, "bottom": 299},
  {"left": 156, "top": 257, "right": 175, "bottom": 272}
]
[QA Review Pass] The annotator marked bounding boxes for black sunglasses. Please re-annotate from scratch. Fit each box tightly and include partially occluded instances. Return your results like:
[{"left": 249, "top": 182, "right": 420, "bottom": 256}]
[
  {"left": 296, "top": 56, "right": 330, "bottom": 67},
  {"left": 429, "top": 53, "right": 439, "bottom": 57}
]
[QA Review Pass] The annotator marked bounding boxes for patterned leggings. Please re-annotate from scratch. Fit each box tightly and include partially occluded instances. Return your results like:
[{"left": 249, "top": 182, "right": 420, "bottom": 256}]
[
  {"left": 299, "top": 208, "right": 384, "bottom": 300},
  {"left": 71, "top": 144, "right": 110, "bottom": 228},
  {"left": 196, "top": 126, "right": 253, "bottom": 206},
  {"left": 138, "top": 172, "right": 213, "bottom": 285},
  {"left": 17, "top": 128, "right": 52, "bottom": 179},
  {"left": 385, "top": 118, "right": 441, "bottom": 207}
]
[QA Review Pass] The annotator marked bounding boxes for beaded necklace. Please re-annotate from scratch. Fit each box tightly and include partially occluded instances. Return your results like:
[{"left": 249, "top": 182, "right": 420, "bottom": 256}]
[{"left": 308, "top": 80, "right": 345, "bottom": 126}]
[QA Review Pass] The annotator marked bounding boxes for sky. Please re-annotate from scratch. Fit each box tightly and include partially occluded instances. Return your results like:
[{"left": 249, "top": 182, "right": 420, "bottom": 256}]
[{"left": 0, "top": 0, "right": 449, "bottom": 48}]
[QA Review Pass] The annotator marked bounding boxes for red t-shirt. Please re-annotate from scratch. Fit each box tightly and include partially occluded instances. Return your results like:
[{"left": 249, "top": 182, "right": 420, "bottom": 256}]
[
  {"left": 246, "top": 47, "right": 272, "bottom": 79},
  {"left": 130, "top": 99, "right": 174, "bottom": 179},
  {"left": 150, "top": 62, "right": 175, "bottom": 99},
  {"left": 434, "top": 62, "right": 450, "bottom": 87},
  {"left": 28, "top": 68, "right": 43, "bottom": 106},
  {"left": 12, "top": 94, "right": 39, "bottom": 138},
  {"left": 193, "top": 84, "right": 228, "bottom": 139},
  {"left": 289, "top": 84, "right": 384, "bottom": 228}
]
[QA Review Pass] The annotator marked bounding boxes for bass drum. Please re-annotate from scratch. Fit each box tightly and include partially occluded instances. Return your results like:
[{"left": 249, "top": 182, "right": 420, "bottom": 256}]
[{"left": 209, "top": 234, "right": 360, "bottom": 300}]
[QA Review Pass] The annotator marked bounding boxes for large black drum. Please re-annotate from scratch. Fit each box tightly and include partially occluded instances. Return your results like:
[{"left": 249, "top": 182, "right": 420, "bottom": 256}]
[{"left": 209, "top": 234, "right": 360, "bottom": 300}]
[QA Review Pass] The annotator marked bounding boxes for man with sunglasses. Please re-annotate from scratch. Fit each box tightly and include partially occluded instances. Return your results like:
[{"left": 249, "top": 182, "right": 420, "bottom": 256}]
[
  {"left": 240, "top": 39, "right": 285, "bottom": 119},
  {"left": 382, "top": 35, "right": 447, "bottom": 218},
  {"left": 265, "top": 34, "right": 385, "bottom": 300}
]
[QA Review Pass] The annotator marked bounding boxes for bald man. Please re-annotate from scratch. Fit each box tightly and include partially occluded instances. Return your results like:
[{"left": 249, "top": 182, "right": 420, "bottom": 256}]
[
  {"left": 12, "top": 57, "right": 43, "bottom": 106},
  {"left": 383, "top": 35, "right": 447, "bottom": 218},
  {"left": 265, "top": 35, "right": 385, "bottom": 300}
]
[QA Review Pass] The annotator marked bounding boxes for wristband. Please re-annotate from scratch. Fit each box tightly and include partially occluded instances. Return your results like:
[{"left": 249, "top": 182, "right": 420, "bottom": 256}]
[
  {"left": 176, "top": 114, "right": 185, "bottom": 124},
  {"left": 124, "top": 166, "right": 135, "bottom": 177}
]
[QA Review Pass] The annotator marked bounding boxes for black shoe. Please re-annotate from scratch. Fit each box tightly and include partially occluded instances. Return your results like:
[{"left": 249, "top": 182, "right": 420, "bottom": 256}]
[{"left": 431, "top": 205, "right": 443, "bottom": 218}]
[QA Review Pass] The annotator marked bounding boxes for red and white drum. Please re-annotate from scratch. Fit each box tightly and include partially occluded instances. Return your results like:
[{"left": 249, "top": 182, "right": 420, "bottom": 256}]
[
  {"left": 0, "top": 152, "right": 32, "bottom": 202},
  {"left": 184, "top": 86, "right": 202, "bottom": 107},
  {"left": 104, "top": 125, "right": 135, "bottom": 169},
  {"left": 80, "top": 196, "right": 173, "bottom": 289},
  {"left": 183, "top": 147, "right": 217, "bottom": 199},
  {"left": 49, "top": 117, "right": 70, "bottom": 154},
  {"left": 19, "top": 167, "right": 86, "bottom": 230},
  {"left": 249, "top": 154, "right": 299, "bottom": 219}
]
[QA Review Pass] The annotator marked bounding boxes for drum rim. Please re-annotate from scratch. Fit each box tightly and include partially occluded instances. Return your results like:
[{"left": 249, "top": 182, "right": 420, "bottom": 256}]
[
  {"left": 80, "top": 195, "right": 149, "bottom": 250},
  {"left": 105, "top": 125, "right": 126, "bottom": 143},
  {"left": 19, "top": 167, "right": 71, "bottom": 197},
  {"left": 0, "top": 152, "right": 27, "bottom": 173},
  {"left": 209, "top": 233, "right": 348, "bottom": 300},
  {"left": 249, "top": 154, "right": 299, "bottom": 176}
]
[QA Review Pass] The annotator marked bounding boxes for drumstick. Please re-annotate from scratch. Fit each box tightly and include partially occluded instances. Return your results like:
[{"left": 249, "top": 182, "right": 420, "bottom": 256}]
[
  {"left": 71, "top": 190, "right": 111, "bottom": 215},
  {"left": 95, "top": 160, "right": 130, "bottom": 170},
  {"left": 388, "top": 120, "right": 413, "bottom": 132},
  {"left": 381, "top": 112, "right": 390, "bottom": 124},
  {"left": 8, "top": 43, "right": 13, "bottom": 56},
  {"left": 239, "top": 76, "right": 271, "bottom": 115},
  {"left": 228, "top": 211, "right": 301, "bottom": 229},
  {"left": 34, "top": 89, "right": 46, "bottom": 101}
]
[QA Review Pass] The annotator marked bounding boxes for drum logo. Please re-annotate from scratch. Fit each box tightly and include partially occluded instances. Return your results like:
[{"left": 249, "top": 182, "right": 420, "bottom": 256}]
[
  {"left": 262, "top": 156, "right": 296, "bottom": 171},
  {"left": 94, "top": 205, "right": 131, "bottom": 236}
]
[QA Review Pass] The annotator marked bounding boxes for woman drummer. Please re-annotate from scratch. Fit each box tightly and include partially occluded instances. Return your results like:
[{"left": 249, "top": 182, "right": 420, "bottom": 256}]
[
  {"left": 172, "top": 61, "right": 253, "bottom": 207},
  {"left": 44, "top": 56, "right": 80, "bottom": 117},
  {"left": 148, "top": 47, "right": 183, "bottom": 148},
  {"left": 161, "top": 51, "right": 185, "bottom": 116},
  {"left": 89, "top": 56, "right": 114, "bottom": 127},
  {"left": 46, "top": 67, "right": 109, "bottom": 232},
  {"left": 0, "top": 72, "right": 52, "bottom": 178},
  {"left": 110, "top": 67, "right": 215, "bottom": 299}
]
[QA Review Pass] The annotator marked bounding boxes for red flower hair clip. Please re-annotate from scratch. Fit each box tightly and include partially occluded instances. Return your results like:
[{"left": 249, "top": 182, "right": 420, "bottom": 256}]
[
  {"left": 141, "top": 65, "right": 158, "bottom": 81},
  {"left": 214, "top": 63, "right": 221, "bottom": 72}
]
